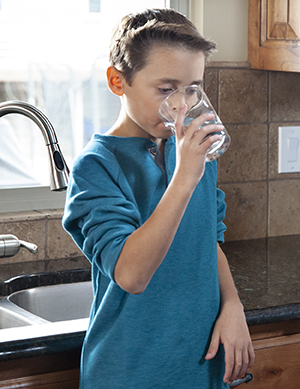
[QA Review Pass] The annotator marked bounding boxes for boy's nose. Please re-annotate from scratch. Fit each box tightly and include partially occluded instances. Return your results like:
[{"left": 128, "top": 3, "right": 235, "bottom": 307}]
[
  {"left": 170, "top": 91, "right": 199, "bottom": 112},
  {"left": 170, "top": 92, "right": 186, "bottom": 112}
]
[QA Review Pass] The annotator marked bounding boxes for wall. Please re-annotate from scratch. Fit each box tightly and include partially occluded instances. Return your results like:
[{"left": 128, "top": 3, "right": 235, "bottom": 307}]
[
  {"left": 203, "top": 0, "right": 248, "bottom": 62},
  {"left": 204, "top": 63, "right": 300, "bottom": 241}
]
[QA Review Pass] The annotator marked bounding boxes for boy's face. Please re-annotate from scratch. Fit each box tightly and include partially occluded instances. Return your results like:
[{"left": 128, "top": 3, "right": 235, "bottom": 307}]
[{"left": 119, "top": 46, "right": 205, "bottom": 141}]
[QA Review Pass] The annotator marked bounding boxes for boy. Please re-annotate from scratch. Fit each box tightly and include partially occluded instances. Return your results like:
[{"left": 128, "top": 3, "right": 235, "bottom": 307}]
[{"left": 63, "top": 8, "right": 254, "bottom": 388}]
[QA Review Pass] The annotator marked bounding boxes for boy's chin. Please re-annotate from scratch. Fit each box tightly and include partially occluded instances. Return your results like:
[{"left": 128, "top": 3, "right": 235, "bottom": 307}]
[{"left": 158, "top": 124, "right": 174, "bottom": 138}]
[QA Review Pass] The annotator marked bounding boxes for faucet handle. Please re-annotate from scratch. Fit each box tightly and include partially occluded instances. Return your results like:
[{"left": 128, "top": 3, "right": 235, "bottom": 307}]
[{"left": 0, "top": 234, "right": 38, "bottom": 258}]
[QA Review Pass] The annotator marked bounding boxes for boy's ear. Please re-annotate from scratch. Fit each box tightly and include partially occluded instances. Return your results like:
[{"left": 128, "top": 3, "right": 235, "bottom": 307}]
[{"left": 107, "top": 66, "right": 125, "bottom": 96}]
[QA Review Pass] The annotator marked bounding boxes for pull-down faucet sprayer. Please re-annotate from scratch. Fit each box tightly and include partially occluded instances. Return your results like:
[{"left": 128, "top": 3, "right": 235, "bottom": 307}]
[{"left": 0, "top": 100, "right": 69, "bottom": 191}]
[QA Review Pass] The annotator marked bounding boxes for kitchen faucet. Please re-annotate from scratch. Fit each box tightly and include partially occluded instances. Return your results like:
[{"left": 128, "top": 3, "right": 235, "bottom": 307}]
[{"left": 0, "top": 100, "right": 69, "bottom": 191}]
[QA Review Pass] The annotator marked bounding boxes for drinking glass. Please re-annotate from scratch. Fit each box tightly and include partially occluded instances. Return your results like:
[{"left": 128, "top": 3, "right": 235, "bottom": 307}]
[{"left": 159, "top": 85, "right": 231, "bottom": 161}]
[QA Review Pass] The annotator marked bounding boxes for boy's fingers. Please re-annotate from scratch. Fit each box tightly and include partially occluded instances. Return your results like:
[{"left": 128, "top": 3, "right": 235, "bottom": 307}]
[
  {"left": 231, "top": 349, "right": 244, "bottom": 382},
  {"left": 248, "top": 344, "right": 255, "bottom": 369},
  {"left": 187, "top": 112, "right": 215, "bottom": 136},
  {"left": 234, "top": 344, "right": 255, "bottom": 380},
  {"left": 223, "top": 347, "right": 235, "bottom": 384},
  {"left": 174, "top": 104, "right": 188, "bottom": 138},
  {"left": 224, "top": 345, "right": 254, "bottom": 384}
]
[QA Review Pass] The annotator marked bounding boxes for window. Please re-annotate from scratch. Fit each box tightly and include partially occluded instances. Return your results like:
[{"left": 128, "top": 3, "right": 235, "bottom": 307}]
[
  {"left": 89, "top": 0, "right": 101, "bottom": 13},
  {"left": 0, "top": 0, "right": 190, "bottom": 212}
]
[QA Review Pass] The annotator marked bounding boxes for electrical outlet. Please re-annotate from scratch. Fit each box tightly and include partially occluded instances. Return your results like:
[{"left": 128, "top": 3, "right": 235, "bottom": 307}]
[{"left": 278, "top": 126, "right": 300, "bottom": 173}]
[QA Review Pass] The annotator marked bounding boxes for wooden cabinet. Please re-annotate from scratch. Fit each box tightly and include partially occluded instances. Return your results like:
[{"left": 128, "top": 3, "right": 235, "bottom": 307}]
[
  {"left": 239, "top": 319, "right": 300, "bottom": 388},
  {"left": 248, "top": 0, "right": 300, "bottom": 72},
  {"left": 0, "top": 350, "right": 80, "bottom": 388}
]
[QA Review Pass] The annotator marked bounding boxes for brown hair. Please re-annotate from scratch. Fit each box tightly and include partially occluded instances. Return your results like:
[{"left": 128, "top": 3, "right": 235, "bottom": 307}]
[{"left": 109, "top": 8, "right": 216, "bottom": 85}]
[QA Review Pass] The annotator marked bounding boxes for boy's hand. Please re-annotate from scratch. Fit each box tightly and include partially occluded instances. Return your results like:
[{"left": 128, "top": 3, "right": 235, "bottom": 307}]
[
  {"left": 173, "top": 105, "right": 223, "bottom": 188},
  {"left": 205, "top": 302, "right": 255, "bottom": 385}
]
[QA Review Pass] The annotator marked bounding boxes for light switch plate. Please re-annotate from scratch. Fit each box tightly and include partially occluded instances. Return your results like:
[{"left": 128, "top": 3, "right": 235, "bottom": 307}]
[{"left": 278, "top": 126, "right": 300, "bottom": 173}]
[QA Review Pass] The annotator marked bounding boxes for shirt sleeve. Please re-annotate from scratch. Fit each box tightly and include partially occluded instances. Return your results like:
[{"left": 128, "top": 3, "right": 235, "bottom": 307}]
[{"left": 62, "top": 147, "right": 142, "bottom": 281}]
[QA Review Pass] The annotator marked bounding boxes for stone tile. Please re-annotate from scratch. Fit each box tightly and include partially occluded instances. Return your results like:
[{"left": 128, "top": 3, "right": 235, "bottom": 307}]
[
  {"left": 269, "top": 122, "right": 300, "bottom": 180},
  {"left": 0, "top": 219, "right": 46, "bottom": 264},
  {"left": 46, "top": 217, "right": 82, "bottom": 259},
  {"left": 218, "top": 124, "right": 268, "bottom": 183},
  {"left": 268, "top": 179, "right": 300, "bottom": 237},
  {"left": 204, "top": 67, "right": 218, "bottom": 112},
  {"left": 47, "top": 256, "right": 90, "bottom": 273},
  {"left": 270, "top": 71, "right": 300, "bottom": 122},
  {"left": 219, "top": 182, "right": 268, "bottom": 241},
  {"left": 219, "top": 68, "right": 268, "bottom": 123}
]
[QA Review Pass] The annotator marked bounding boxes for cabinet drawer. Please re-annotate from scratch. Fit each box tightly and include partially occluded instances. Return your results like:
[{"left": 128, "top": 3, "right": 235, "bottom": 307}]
[{"left": 240, "top": 333, "right": 300, "bottom": 388}]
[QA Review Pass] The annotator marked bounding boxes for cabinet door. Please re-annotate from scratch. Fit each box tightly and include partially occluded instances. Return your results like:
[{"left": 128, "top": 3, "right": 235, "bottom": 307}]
[
  {"left": 239, "top": 332, "right": 300, "bottom": 388},
  {"left": 248, "top": 0, "right": 300, "bottom": 72}
]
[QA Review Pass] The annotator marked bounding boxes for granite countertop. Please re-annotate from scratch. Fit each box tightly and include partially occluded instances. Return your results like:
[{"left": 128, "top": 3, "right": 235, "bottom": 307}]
[{"left": 0, "top": 235, "right": 299, "bottom": 362}]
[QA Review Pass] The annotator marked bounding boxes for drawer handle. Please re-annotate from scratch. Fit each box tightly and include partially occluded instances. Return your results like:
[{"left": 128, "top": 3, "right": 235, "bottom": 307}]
[{"left": 229, "top": 372, "right": 253, "bottom": 387}]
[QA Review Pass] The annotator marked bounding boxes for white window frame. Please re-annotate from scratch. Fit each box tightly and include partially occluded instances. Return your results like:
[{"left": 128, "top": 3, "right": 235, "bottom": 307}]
[
  {"left": 170, "top": 0, "right": 191, "bottom": 16},
  {"left": 0, "top": 0, "right": 191, "bottom": 214}
]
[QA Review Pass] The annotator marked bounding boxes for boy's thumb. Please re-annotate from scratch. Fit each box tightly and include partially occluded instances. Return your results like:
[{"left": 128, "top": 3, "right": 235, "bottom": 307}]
[{"left": 205, "top": 337, "right": 220, "bottom": 360}]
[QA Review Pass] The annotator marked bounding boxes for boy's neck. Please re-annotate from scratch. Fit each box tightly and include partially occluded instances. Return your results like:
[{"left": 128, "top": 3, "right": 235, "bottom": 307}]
[
  {"left": 106, "top": 110, "right": 167, "bottom": 149},
  {"left": 106, "top": 124, "right": 166, "bottom": 148}
]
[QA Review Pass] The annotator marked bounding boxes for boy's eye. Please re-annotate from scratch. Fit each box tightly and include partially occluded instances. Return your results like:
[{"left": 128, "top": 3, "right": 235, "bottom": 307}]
[
  {"left": 185, "top": 87, "right": 198, "bottom": 96},
  {"left": 158, "top": 88, "right": 174, "bottom": 95}
]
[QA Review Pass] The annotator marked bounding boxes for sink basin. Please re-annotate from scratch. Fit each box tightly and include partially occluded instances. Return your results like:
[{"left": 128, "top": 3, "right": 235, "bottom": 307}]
[
  {"left": 8, "top": 281, "right": 93, "bottom": 322},
  {"left": 0, "top": 300, "right": 48, "bottom": 329}
]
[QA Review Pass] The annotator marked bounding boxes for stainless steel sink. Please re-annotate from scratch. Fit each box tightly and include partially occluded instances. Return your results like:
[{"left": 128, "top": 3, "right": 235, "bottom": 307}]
[
  {"left": 8, "top": 281, "right": 93, "bottom": 322},
  {"left": 0, "top": 299, "right": 48, "bottom": 329}
]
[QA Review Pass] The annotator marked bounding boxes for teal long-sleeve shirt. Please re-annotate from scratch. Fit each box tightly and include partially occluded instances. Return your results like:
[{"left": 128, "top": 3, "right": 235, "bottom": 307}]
[{"left": 63, "top": 134, "right": 229, "bottom": 388}]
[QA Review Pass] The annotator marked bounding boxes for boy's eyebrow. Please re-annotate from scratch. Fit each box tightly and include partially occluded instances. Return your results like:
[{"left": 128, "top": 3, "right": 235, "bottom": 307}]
[
  {"left": 157, "top": 78, "right": 178, "bottom": 84},
  {"left": 191, "top": 80, "right": 203, "bottom": 86},
  {"left": 157, "top": 78, "right": 203, "bottom": 85}
]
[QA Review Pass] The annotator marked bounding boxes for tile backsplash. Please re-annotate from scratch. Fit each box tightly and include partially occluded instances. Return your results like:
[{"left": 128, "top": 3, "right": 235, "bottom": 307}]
[
  {"left": 0, "top": 210, "right": 84, "bottom": 265},
  {"left": 205, "top": 62, "right": 300, "bottom": 241}
]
